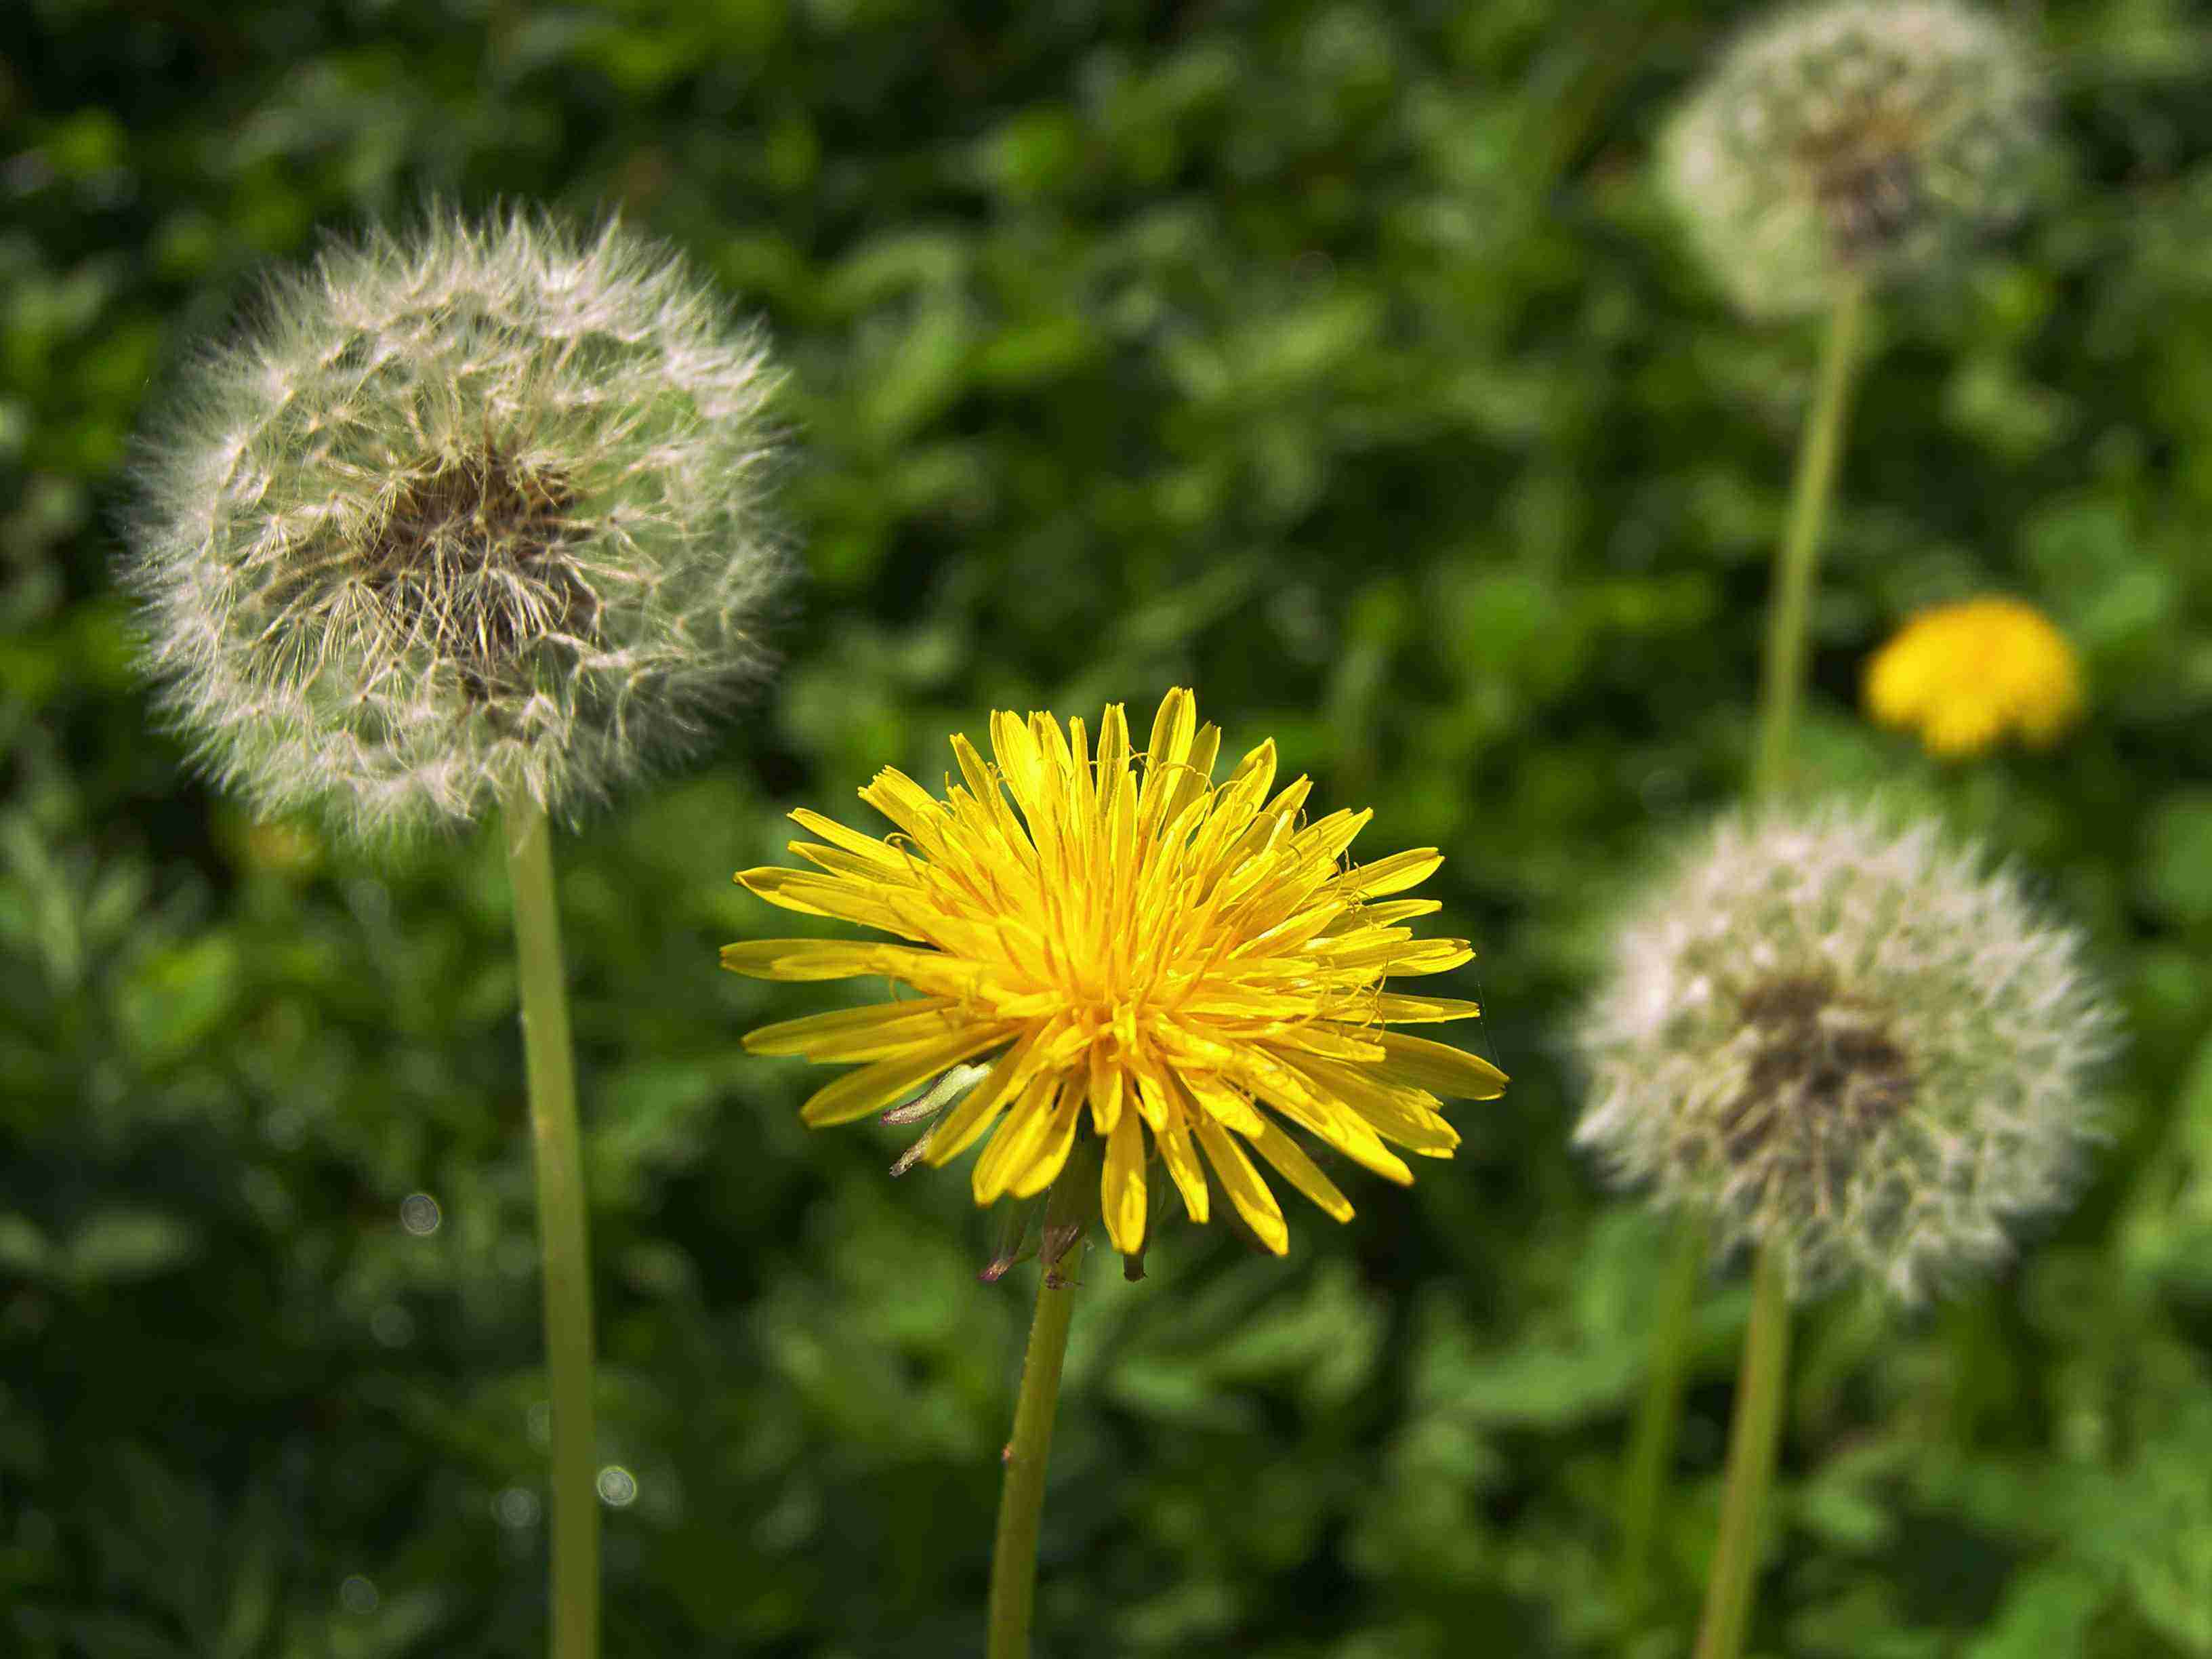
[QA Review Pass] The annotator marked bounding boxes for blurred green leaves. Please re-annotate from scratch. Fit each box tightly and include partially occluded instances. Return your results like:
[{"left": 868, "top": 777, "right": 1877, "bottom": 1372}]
[{"left": 3, "top": 0, "right": 2211, "bottom": 1654}]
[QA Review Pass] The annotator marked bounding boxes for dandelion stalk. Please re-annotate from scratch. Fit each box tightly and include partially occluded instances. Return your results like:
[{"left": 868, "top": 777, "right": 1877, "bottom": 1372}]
[
  {"left": 506, "top": 792, "right": 599, "bottom": 1659},
  {"left": 1616, "top": 1212, "right": 1707, "bottom": 1619},
  {"left": 1692, "top": 1243, "right": 1790, "bottom": 1659},
  {"left": 1586, "top": 802, "right": 2112, "bottom": 1645},
  {"left": 726, "top": 689, "right": 1503, "bottom": 1659},
  {"left": 1752, "top": 273, "right": 1866, "bottom": 798},
  {"left": 1618, "top": 274, "right": 1864, "bottom": 1621},
  {"left": 121, "top": 210, "right": 785, "bottom": 1658},
  {"left": 1620, "top": 0, "right": 2049, "bottom": 1622},
  {"left": 985, "top": 1151, "right": 1093, "bottom": 1659}
]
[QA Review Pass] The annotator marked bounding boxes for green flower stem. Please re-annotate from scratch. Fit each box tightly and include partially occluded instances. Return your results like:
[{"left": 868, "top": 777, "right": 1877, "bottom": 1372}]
[
  {"left": 1692, "top": 1243, "right": 1793, "bottom": 1659},
  {"left": 985, "top": 1169, "right": 1092, "bottom": 1659},
  {"left": 504, "top": 793, "right": 599, "bottom": 1659},
  {"left": 1617, "top": 278, "right": 1866, "bottom": 1622},
  {"left": 1616, "top": 1212, "right": 1708, "bottom": 1619},
  {"left": 1752, "top": 273, "right": 1868, "bottom": 800}
]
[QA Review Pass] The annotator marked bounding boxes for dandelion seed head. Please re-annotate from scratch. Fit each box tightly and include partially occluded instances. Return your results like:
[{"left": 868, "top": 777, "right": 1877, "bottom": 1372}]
[
  {"left": 1575, "top": 802, "right": 2113, "bottom": 1302},
  {"left": 725, "top": 689, "right": 1507, "bottom": 1260},
  {"left": 1660, "top": 0, "right": 2043, "bottom": 318},
  {"left": 123, "top": 207, "right": 785, "bottom": 841}
]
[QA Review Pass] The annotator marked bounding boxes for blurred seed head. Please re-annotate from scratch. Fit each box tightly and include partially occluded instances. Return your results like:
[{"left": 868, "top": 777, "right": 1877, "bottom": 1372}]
[
  {"left": 1575, "top": 802, "right": 2114, "bottom": 1302},
  {"left": 1864, "top": 594, "right": 2083, "bottom": 759},
  {"left": 123, "top": 207, "right": 785, "bottom": 842},
  {"left": 1659, "top": 0, "right": 2043, "bottom": 319}
]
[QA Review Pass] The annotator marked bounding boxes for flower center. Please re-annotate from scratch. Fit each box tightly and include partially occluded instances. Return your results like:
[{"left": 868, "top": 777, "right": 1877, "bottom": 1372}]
[
  {"left": 363, "top": 445, "right": 600, "bottom": 693},
  {"left": 1717, "top": 971, "right": 1915, "bottom": 1206},
  {"left": 1797, "top": 113, "right": 1927, "bottom": 264}
]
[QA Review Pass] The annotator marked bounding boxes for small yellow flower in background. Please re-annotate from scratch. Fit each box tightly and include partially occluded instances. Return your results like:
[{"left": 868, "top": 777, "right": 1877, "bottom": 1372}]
[
  {"left": 724, "top": 688, "right": 1505, "bottom": 1258},
  {"left": 1864, "top": 596, "right": 2083, "bottom": 758}
]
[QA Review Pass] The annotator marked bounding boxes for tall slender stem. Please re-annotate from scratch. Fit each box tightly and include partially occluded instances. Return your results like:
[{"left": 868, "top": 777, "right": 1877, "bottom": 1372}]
[
  {"left": 504, "top": 793, "right": 599, "bottom": 1659},
  {"left": 1616, "top": 1214, "right": 1708, "bottom": 1618},
  {"left": 1751, "top": 274, "right": 1867, "bottom": 800},
  {"left": 1616, "top": 280, "right": 1866, "bottom": 1630},
  {"left": 985, "top": 1172, "right": 1090, "bottom": 1659},
  {"left": 1692, "top": 1244, "right": 1793, "bottom": 1659}
]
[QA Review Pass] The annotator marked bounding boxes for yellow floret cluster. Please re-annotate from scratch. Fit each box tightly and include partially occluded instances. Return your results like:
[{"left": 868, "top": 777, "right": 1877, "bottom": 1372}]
[
  {"left": 1864, "top": 596, "right": 2082, "bottom": 759},
  {"left": 726, "top": 689, "right": 1506, "bottom": 1258}
]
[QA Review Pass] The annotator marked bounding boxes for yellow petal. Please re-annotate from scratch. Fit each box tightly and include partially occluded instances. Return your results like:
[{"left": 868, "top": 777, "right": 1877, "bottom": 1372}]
[
  {"left": 1863, "top": 636, "right": 1922, "bottom": 726},
  {"left": 1260, "top": 775, "right": 1313, "bottom": 833},
  {"left": 1275, "top": 1024, "right": 1387, "bottom": 1065},
  {"left": 1294, "top": 807, "right": 1372, "bottom": 865},
  {"left": 1370, "top": 992, "right": 1483, "bottom": 1023},
  {"left": 1265, "top": 1057, "right": 1433, "bottom": 1176},
  {"left": 985, "top": 716, "right": 1038, "bottom": 805},
  {"left": 1340, "top": 847, "right": 1443, "bottom": 897},
  {"left": 1088, "top": 1044, "right": 1124, "bottom": 1136},
  {"left": 990, "top": 710, "right": 1048, "bottom": 814},
  {"left": 787, "top": 840, "right": 917, "bottom": 885},
  {"left": 1031, "top": 710, "right": 1075, "bottom": 785},
  {"left": 1101, "top": 1103, "right": 1149, "bottom": 1255},
  {"left": 798, "top": 1027, "right": 1009, "bottom": 1126},
  {"left": 1305, "top": 926, "right": 1416, "bottom": 972},
  {"left": 743, "top": 996, "right": 958, "bottom": 1059},
  {"left": 950, "top": 731, "right": 996, "bottom": 802},
  {"left": 1185, "top": 1075, "right": 1267, "bottom": 1139},
  {"left": 1244, "top": 1118, "right": 1355, "bottom": 1223},
  {"left": 1191, "top": 1116, "right": 1288, "bottom": 1255},
  {"left": 1147, "top": 687, "right": 1196, "bottom": 772},
  {"left": 737, "top": 866, "right": 912, "bottom": 933},
  {"left": 1375, "top": 1032, "right": 1509, "bottom": 1099},
  {"left": 1218, "top": 735, "right": 1275, "bottom": 796},
  {"left": 1289, "top": 1052, "right": 1461, "bottom": 1158},
  {"left": 719, "top": 939, "right": 944, "bottom": 983},
  {"left": 788, "top": 808, "right": 909, "bottom": 871},
  {"left": 1351, "top": 899, "right": 1441, "bottom": 928},
  {"left": 1158, "top": 722, "right": 1222, "bottom": 828},
  {"left": 949, "top": 733, "right": 1033, "bottom": 859},
  {"left": 972, "top": 1072, "right": 1060, "bottom": 1204},
  {"left": 1214, "top": 741, "right": 1277, "bottom": 822},
  {"left": 1380, "top": 937, "right": 1475, "bottom": 977},
  {"left": 1006, "top": 1080, "right": 1088, "bottom": 1200},
  {"left": 1136, "top": 691, "right": 1200, "bottom": 838},
  {"left": 858, "top": 767, "right": 954, "bottom": 854},
  {"left": 1149, "top": 1078, "right": 1211, "bottom": 1222},
  {"left": 1097, "top": 701, "right": 1131, "bottom": 783},
  {"left": 1240, "top": 1051, "right": 1417, "bottom": 1181},
  {"left": 1065, "top": 716, "right": 1095, "bottom": 822}
]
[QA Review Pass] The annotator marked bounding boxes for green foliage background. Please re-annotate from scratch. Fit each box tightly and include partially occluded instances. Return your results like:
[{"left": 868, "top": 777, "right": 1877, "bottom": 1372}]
[{"left": 5, "top": 0, "right": 2212, "bottom": 1653}]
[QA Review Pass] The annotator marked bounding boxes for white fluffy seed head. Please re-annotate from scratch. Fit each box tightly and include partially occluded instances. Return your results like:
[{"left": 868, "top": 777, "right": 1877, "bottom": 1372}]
[
  {"left": 123, "top": 207, "right": 786, "bottom": 842},
  {"left": 1574, "top": 802, "right": 2115, "bottom": 1303},
  {"left": 1659, "top": 0, "right": 2043, "bottom": 319}
]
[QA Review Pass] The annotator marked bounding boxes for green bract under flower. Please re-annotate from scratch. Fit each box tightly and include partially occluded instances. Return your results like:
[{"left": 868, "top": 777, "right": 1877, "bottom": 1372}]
[
  {"left": 1660, "top": 0, "right": 2043, "bottom": 318},
  {"left": 123, "top": 209, "right": 785, "bottom": 840},
  {"left": 1575, "top": 803, "right": 2113, "bottom": 1302}
]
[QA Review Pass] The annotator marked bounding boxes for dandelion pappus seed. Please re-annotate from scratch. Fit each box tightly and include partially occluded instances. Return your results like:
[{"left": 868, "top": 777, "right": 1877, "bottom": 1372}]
[
  {"left": 1575, "top": 803, "right": 2114, "bottom": 1303},
  {"left": 121, "top": 207, "right": 786, "bottom": 841},
  {"left": 1660, "top": 0, "right": 2044, "bottom": 319}
]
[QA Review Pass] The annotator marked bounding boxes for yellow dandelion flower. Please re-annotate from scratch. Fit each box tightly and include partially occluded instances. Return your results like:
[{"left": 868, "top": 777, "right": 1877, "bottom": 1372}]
[
  {"left": 724, "top": 688, "right": 1506, "bottom": 1258},
  {"left": 1864, "top": 596, "right": 2083, "bottom": 759}
]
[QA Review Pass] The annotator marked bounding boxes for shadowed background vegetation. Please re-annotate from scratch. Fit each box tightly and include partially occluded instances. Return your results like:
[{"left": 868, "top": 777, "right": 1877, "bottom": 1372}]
[{"left": 5, "top": 1, "right": 2212, "bottom": 1653}]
